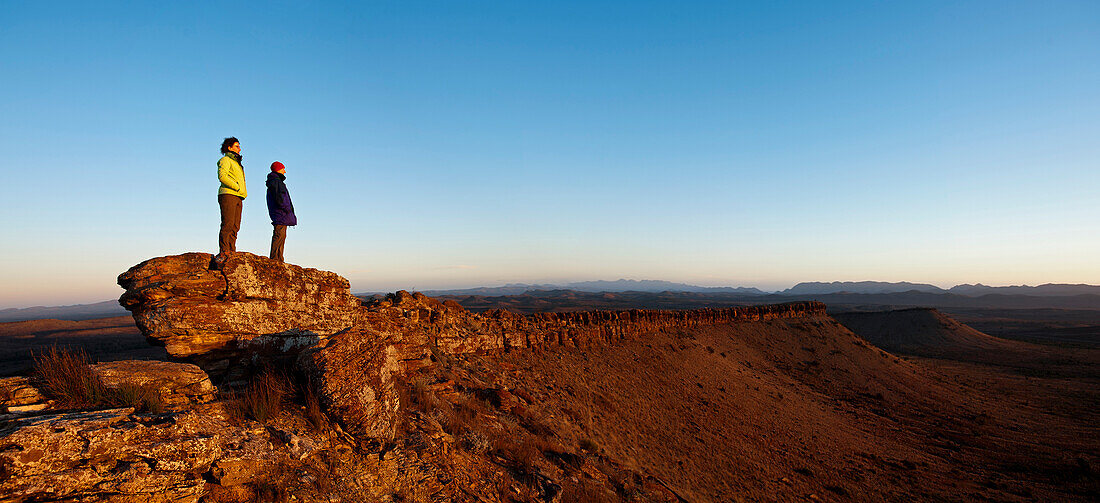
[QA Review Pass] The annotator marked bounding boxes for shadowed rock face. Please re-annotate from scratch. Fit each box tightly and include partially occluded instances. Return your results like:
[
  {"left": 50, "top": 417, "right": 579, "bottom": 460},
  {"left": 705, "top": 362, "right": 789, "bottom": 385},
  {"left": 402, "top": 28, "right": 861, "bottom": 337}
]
[
  {"left": 117, "top": 252, "right": 361, "bottom": 383},
  {"left": 117, "top": 254, "right": 826, "bottom": 439}
]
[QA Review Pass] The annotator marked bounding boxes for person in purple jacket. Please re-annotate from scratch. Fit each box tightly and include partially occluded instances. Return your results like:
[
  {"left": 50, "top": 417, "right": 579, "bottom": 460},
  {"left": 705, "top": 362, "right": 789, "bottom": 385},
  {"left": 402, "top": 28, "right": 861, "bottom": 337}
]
[{"left": 266, "top": 161, "right": 297, "bottom": 262}]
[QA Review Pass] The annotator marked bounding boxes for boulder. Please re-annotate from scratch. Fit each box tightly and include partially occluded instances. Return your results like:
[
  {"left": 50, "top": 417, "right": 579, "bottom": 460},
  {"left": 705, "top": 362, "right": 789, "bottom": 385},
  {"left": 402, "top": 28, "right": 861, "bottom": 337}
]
[
  {"left": 298, "top": 326, "right": 403, "bottom": 440},
  {"left": 90, "top": 361, "right": 217, "bottom": 406}
]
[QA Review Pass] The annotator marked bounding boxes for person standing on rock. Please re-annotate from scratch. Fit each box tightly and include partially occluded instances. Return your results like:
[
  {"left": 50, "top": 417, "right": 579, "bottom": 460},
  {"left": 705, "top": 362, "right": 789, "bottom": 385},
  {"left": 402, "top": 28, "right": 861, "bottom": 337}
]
[
  {"left": 266, "top": 161, "right": 297, "bottom": 262},
  {"left": 216, "top": 137, "right": 246, "bottom": 265}
]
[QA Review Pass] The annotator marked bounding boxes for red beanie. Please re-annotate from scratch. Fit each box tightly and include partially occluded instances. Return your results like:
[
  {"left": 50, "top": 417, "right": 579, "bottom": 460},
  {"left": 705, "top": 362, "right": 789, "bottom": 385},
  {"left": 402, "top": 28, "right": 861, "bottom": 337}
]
[{"left": 270, "top": 161, "right": 285, "bottom": 172}]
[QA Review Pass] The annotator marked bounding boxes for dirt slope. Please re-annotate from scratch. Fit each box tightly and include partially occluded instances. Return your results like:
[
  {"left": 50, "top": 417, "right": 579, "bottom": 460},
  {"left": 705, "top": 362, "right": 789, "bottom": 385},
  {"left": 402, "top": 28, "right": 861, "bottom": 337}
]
[
  {"left": 835, "top": 308, "right": 1100, "bottom": 379},
  {"left": 465, "top": 315, "right": 1099, "bottom": 502},
  {"left": 832, "top": 308, "right": 1013, "bottom": 355}
]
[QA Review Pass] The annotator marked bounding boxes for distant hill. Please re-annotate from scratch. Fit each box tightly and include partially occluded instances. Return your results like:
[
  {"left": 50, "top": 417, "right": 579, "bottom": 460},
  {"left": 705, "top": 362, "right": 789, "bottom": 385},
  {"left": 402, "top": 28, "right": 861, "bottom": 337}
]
[
  {"left": 564, "top": 279, "right": 765, "bottom": 294},
  {"left": 782, "top": 281, "right": 946, "bottom": 295},
  {"left": 417, "top": 279, "right": 766, "bottom": 297},
  {"left": 833, "top": 308, "right": 1012, "bottom": 356},
  {"left": 0, "top": 300, "right": 127, "bottom": 322},
  {"left": 948, "top": 283, "right": 1100, "bottom": 297}
]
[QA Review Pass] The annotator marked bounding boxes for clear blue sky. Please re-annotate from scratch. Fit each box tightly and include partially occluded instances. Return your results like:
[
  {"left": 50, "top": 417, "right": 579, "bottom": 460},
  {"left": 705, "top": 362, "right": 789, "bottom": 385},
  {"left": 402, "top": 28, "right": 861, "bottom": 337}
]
[{"left": 1, "top": 1, "right": 1098, "bottom": 307}]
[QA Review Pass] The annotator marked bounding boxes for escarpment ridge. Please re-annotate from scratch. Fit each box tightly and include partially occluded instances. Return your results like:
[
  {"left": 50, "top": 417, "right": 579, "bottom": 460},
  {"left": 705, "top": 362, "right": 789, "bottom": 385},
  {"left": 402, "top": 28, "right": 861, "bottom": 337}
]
[
  {"left": 116, "top": 252, "right": 823, "bottom": 375},
  {"left": 4, "top": 252, "right": 1096, "bottom": 502},
  {"left": 116, "top": 252, "right": 824, "bottom": 437}
]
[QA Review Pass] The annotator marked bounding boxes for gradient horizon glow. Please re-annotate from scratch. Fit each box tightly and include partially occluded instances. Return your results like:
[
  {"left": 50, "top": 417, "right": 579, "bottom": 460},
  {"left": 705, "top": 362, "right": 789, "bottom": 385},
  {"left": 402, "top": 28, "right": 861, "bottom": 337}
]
[{"left": 2, "top": 1, "right": 1098, "bottom": 308}]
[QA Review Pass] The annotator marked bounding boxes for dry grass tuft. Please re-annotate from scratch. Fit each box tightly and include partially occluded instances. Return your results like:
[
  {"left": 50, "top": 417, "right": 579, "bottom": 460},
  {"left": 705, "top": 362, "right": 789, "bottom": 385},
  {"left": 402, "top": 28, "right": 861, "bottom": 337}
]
[
  {"left": 303, "top": 383, "right": 327, "bottom": 430},
  {"left": 459, "top": 429, "right": 491, "bottom": 454},
  {"left": 227, "top": 370, "right": 291, "bottom": 423},
  {"left": 33, "top": 347, "right": 164, "bottom": 412},
  {"left": 493, "top": 434, "right": 549, "bottom": 473},
  {"left": 579, "top": 437, "right": 600, "bottom": 454},
  {"left": 33, "top": 346, "right": 107, "bottom": 407},
  {"left": 112, "top": 382, "right": 166, "bottom": 413}
]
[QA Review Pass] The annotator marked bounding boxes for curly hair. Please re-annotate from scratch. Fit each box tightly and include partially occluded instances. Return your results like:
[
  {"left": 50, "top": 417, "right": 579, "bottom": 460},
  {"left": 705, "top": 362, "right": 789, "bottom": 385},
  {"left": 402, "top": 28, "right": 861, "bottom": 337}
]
[{"left": 220, "top": 137, "right": 240, "bottom": 155}]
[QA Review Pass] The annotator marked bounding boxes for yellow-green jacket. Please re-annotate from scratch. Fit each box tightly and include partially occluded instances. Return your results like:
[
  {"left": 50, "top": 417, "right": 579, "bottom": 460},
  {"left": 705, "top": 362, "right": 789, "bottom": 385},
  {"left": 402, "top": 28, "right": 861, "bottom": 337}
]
[{"left": 217, "top": 153, "right": 247, "bottom": 198}]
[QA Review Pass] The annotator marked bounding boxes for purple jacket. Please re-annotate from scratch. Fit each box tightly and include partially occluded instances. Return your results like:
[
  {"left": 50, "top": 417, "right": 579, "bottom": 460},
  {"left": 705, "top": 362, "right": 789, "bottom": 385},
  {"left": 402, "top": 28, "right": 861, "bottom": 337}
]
[{"left": 266, "top": 172, "right": 297, "bottom": 226}]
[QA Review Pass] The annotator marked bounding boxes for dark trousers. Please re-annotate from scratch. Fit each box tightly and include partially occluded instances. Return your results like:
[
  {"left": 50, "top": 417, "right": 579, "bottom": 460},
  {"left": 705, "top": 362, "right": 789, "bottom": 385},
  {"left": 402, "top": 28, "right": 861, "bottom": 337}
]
[
  {"left": 218, "top": 194, "right": 243, "bottom": 254},
  {"left": 270, "top": 225, "right": 287, "bottom": 262}
]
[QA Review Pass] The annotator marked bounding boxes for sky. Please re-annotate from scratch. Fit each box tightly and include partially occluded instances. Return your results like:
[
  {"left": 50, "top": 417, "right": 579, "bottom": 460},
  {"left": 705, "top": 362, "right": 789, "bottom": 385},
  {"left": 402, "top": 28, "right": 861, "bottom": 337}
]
[{"left": 1, "top": 1, "right": 1098, "bottom": 308}]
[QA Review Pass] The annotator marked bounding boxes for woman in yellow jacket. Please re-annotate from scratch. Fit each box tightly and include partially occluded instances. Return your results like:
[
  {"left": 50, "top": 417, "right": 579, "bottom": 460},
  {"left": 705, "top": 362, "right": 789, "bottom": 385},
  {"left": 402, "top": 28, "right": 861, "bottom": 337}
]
[{"left": 217, "top": 137, "right": 246, "bottom": 260}]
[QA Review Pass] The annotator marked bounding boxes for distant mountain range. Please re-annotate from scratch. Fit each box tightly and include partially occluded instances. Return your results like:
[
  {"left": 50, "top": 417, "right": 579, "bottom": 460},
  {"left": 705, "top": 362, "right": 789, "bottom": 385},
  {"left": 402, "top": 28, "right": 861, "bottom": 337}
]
[
  {"left": 0, "top": 300, "right": 128, "bottom": 322},
  {"left": 419, "top": 280, "right": 1100, "bottom": 298},
  {"left": 8, "top": 281, "right": 1100, "bottom": 322},
  {"left": 416, "top": 279, "right": 766, "bottom": 297},
  {"left": 781, "top": 281, "right": 945, "bottom": 295}
]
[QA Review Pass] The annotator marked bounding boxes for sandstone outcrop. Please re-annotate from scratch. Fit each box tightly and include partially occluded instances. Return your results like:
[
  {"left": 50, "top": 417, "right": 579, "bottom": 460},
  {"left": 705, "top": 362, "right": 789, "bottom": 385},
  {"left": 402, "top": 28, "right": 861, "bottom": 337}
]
[{"left": 118, "top": 252, "right": 361, "bottom": 383}]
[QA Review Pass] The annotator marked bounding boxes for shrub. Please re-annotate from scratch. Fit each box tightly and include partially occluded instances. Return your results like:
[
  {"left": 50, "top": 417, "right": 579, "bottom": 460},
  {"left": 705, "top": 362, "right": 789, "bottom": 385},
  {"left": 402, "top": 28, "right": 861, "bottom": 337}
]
[{"left": 459, "top": 429, "right": 491, "bottom": 454}]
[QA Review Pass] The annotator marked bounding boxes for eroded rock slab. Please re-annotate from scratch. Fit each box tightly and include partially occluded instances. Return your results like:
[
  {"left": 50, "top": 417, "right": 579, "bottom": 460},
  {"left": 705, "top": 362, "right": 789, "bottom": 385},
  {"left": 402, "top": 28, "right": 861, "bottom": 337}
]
[
  {"left": 0, "top": 408, "right": 274, "bottom": 503},
  {"left": 117, "top": 252, "right": 361, "bottom": 381}
]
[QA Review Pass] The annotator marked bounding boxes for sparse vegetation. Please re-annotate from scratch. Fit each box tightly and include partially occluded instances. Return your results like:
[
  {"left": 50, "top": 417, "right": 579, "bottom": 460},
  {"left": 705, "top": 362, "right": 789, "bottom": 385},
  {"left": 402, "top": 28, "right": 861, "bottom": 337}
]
[
  {"left": 33, "top": 346, "right": 108, "bottom": 407},
  {"left": 459, "top": 429, "right": 491, "bottom": 454},
  {"left": 227, "top": 369, "right": 291, "bottom": 423},
  {"left": 303, "top": 382, "right": 327, "bottom": 430},
  {"left": 32, "top": 346, "right": 164, "bottom": 412}
]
